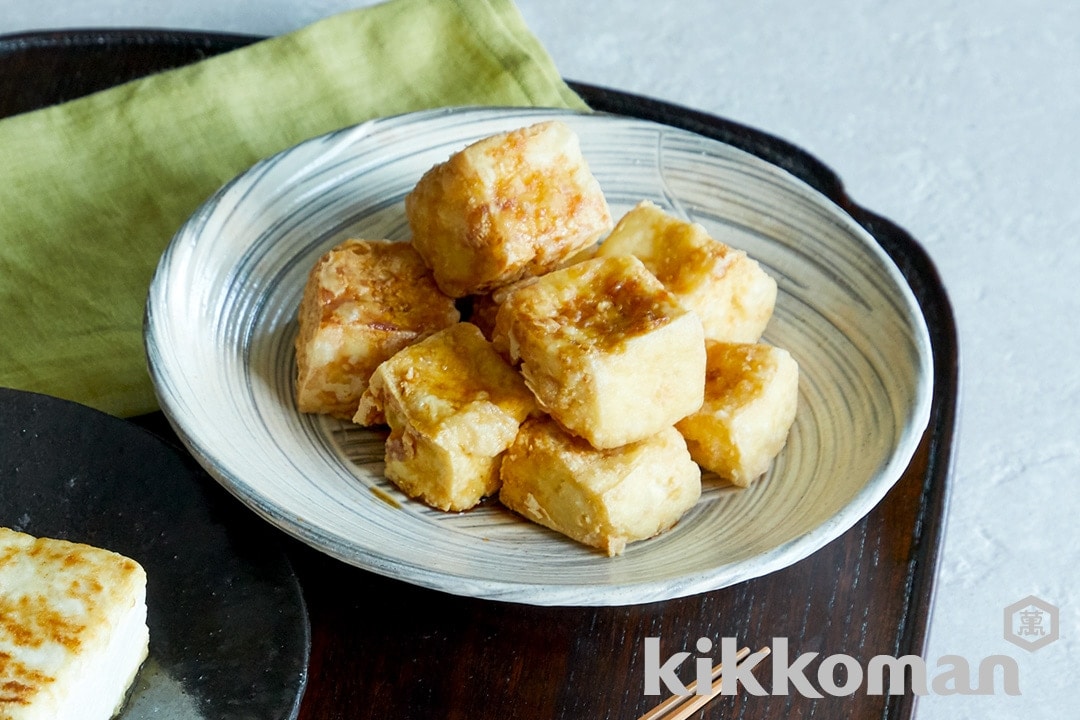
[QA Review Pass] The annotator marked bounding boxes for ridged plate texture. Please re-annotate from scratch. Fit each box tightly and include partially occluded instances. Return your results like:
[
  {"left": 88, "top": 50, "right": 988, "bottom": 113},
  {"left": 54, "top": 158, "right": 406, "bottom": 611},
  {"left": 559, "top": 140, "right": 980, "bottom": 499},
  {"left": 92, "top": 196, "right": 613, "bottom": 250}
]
[{"left": 145, "top": 107, "right": 933, "bottom": 606}]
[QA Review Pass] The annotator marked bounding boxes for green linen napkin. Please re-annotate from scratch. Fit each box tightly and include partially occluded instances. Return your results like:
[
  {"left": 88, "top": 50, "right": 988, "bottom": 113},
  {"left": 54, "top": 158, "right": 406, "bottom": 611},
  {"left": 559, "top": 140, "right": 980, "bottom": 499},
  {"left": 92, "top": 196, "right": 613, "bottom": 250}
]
[{"left": 0, "top": 0, "right": 586, "bottom": 418}]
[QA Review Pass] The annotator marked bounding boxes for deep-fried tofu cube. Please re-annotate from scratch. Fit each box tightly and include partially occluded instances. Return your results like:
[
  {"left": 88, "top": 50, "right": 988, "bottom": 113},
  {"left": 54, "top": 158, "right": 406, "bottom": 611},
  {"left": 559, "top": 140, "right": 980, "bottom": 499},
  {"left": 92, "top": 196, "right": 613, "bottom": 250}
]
[
  {"left": 597, "top": 200, "right": 777, "bottom": 343},
  {"left": 676, "top": 341, "right": 799, "bottom": 486},
  {"left": 294, "top": 239, "right": 459, "bottom": 419},
  {"left": 499, "top": 417, "right": 701, "bottom": 556},
  {"left": 495, "top": 255, "right": 706, "bottom": 449},
  {"left": 354, "top": 323, "right": 536, "bottom": 512},
  {"left": 405, "top": 121, "right": 613, "bottom": 298},
  {"left": 469, "top": 243, "right": 599, "bottom": 345}
]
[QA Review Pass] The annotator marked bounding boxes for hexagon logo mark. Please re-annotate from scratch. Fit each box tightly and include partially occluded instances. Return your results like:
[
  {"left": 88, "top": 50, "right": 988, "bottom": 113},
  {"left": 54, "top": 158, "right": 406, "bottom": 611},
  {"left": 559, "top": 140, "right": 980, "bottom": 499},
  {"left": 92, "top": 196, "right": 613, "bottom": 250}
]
[{"left": 1004, "top": 595, "right": 1059, "bottom": 652}]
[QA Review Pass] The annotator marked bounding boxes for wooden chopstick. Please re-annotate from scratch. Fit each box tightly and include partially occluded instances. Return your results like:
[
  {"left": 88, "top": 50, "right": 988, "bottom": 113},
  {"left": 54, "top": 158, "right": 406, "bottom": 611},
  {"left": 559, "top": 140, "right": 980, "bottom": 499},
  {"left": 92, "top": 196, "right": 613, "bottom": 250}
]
[{"left": 637, "top": 646, "right": 770, "bottom": 720}]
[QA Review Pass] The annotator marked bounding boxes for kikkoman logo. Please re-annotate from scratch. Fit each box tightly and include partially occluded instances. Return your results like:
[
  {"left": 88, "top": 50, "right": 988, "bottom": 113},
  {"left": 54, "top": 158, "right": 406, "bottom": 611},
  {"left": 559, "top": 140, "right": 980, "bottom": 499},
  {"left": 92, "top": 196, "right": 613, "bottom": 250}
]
[
  {"left": 1004, "top": 595, "right": 1059, "bottom": 652},
  {"left": 645, "top": 596, "right": 1060, "bottom": 699},
  {"left": 644, "top": 638, "right": 1021, "bottom": 698}
]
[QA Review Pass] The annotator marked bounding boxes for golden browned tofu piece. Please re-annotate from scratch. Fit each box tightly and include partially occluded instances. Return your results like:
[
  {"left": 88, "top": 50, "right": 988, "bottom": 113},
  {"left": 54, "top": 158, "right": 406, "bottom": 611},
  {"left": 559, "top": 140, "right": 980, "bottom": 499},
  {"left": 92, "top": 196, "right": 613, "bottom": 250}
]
[
  {"left": 0, "top": 528, "right": 149, "bottom": 720},
  {"left": 469, "top": 243, "right": 598, "bottom": 345},
  {"left": 500, "top": 418, "right": 701, "bottom": 556},
  {"left": 354, "top": 323, "right": 536, "bottom": 511},
  {"left": 676, "top": 341, "right": 799, "bottom": 486},
  {"left": 495, "top": 255, "right": 706, "bottom": 449},
  {"left": 294, "top": 238, "right": 459, "bottom": 420},
  {"left": 405, "top": 121, "right": 613, "bottom": 298},
  {"left": 598, "top": 200, "right": 777, "bottom": 343}
]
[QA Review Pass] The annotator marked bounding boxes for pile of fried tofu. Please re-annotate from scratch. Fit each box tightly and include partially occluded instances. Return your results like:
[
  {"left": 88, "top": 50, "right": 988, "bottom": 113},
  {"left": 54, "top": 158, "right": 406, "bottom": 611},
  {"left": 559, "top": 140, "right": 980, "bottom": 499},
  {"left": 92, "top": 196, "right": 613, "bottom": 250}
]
[{"left": 295, "top": 120, "right": 799, "bottom": 556}]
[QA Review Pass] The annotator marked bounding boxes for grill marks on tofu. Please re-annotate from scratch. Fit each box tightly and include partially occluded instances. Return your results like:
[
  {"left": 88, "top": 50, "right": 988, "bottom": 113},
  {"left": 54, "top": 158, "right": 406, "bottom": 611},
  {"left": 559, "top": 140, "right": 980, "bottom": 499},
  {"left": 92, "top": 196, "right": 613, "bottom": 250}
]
[{"left": 0, "top": 528, "right": 149, "bottom": 718}]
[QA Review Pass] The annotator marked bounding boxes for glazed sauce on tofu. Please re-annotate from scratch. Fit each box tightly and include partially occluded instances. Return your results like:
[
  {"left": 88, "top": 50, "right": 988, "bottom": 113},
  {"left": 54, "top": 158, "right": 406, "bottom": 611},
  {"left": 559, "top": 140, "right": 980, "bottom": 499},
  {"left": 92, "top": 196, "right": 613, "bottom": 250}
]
[
  {"left": 317, "top": 240, "right": 456, "bottom": 329},
  {"left": 558, "top": 272, "right": 672, "bottom": 349},
  {"left": 539, "top": 256, "right": 679, "bottom": 351}
]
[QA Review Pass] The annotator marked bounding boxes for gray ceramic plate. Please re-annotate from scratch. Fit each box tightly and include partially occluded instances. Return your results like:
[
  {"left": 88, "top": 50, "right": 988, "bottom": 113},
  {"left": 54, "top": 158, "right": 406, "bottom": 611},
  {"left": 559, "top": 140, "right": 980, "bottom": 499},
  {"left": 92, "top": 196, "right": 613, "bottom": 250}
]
[
  {"left": 146, "top": 107, "right": 933, "bottom": 607},
  {"left": 0, "top": 388, "right": 309, "bottom": 719}
]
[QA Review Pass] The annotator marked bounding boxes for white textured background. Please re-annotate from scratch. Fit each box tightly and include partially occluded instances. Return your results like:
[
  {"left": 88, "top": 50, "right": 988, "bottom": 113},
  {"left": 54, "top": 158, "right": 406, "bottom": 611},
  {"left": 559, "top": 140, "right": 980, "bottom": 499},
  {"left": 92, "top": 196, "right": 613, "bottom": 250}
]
[{"left": 2, "top": 1, "right": 1076, "bottom": 718}]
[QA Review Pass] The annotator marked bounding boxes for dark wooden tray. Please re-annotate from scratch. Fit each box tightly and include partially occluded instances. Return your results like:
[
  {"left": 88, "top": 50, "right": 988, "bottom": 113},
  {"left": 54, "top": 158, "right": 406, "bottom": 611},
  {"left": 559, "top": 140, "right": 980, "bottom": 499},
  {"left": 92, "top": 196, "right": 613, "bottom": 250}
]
[{"left": 0, "top": 29, "right": 958, "bottom": 720}]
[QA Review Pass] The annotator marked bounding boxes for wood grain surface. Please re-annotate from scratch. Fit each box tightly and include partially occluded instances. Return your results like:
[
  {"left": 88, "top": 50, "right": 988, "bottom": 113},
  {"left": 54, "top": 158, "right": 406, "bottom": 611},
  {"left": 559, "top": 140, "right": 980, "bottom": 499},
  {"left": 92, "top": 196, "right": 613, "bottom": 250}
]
[{"left": 0, "top": 29, "right": 958, "bottom": 719}]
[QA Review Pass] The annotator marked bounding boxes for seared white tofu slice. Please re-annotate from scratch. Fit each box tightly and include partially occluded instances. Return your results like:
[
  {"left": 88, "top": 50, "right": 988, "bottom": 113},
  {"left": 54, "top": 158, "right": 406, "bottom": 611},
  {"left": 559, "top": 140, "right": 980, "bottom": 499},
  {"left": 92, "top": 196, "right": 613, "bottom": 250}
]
[
  {"left": 495, "top": 254, "right": 706, "bottom": 449},
  {"left": 294, "top": 238, "right": 459, "bottom": 420},
  {"left": 676, "top": 341, "right": 799, "bottom": 486},
  {"left": 405, "top": 121, "right": 613, "bottom": 298},
  {"left": 0, "top": 527, "right": 149, "bottom": 720},
  {"left": 598, "top": 200, "right": 777, "bottom": 343},
  {"left": 355, "top": 323, "right": 536, "bottom": 512},
  {"left": 500, "top": 417, "right": 701, "bottom": 556}
]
